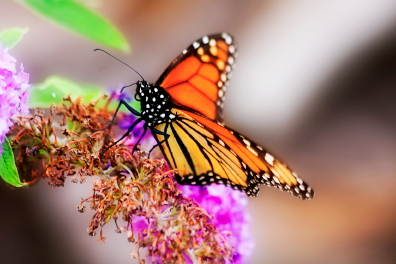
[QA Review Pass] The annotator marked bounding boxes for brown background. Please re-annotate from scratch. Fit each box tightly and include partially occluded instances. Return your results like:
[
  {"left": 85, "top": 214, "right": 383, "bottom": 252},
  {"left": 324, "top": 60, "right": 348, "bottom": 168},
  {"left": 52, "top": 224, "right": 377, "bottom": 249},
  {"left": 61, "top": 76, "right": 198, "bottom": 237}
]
[{"left": 1, "top": 1, "right": 396, "bottom": 263}]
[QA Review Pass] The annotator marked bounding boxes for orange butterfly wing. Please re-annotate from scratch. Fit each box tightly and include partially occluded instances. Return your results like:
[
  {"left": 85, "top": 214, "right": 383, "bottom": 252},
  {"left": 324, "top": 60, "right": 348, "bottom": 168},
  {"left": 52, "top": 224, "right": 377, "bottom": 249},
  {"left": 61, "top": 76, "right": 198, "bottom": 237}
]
[
  {"left": 155, "top": 33, "right": 235, "bottom": 123},
  {"left": 152, "top": 108, "right": 314, "bottom": 199},
  {"left": 149, "top": 33, "right": 314, "bottom": 199}
]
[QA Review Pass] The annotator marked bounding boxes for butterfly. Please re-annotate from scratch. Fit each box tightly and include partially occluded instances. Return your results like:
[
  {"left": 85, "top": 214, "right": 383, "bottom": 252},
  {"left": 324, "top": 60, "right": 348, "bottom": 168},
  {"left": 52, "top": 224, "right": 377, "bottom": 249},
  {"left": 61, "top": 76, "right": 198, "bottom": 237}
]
[{"left": 112, "top": 33, "right": 314, "bottom": 200}]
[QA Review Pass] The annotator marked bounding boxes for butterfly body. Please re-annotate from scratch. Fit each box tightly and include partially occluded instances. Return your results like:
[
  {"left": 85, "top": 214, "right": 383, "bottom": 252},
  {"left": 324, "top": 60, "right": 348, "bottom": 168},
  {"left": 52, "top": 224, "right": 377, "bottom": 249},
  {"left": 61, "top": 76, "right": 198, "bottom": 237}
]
[
  {"left": 136, "top": 81, "right": 174, "bottom": 127},
  {"left": 127, "top": 33, "right": 314, "bottom": 199}
]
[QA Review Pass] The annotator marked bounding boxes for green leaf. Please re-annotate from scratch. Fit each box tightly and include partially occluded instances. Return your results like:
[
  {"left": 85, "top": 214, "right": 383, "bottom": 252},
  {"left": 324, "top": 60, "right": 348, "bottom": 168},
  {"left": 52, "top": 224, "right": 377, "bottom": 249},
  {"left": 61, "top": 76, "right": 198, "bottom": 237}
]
[
  {"left": 0, "top": 27, "right": 29, "bottom": 49},
  {"left": 29, "top": 76, "right": 138, "bottom": 113},
  {"left": 29, "top": 76, "right": 104, "bottom": 107},
  {"left": 0, "top": 138, "right": 28, "bottom": 187},
  {"left": 17, "top": 0, "right": 130, "bottom": 52}
]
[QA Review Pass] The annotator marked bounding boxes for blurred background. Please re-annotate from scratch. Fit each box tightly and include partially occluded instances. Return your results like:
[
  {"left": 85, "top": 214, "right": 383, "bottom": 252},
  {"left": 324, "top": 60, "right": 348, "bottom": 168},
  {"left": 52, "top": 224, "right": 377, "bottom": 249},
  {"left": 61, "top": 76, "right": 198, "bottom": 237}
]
[{"left": 1, "top": 0, "right": 396, "bottom": 263}]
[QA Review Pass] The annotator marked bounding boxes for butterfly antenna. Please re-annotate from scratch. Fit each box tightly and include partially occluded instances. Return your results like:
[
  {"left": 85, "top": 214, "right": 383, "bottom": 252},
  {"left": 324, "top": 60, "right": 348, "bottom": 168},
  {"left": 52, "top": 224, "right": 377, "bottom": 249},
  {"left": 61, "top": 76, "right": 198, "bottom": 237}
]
[
  {"left": 120, "top": 82, "right": 137, "bottom": 93},
  {"left": 94, "top": 48, "right": 145, "bottom": 81}
]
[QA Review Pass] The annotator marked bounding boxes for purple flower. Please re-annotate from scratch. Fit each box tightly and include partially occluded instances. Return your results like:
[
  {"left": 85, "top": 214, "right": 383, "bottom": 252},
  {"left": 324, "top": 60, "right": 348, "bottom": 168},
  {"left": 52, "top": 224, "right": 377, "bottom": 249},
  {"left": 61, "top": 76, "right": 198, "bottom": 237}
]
[
  {"left": 0, "top": 44, "right": 31, "bottom": 154},
  {"left": 108, "top": 87, "right": 132, "bottom": 102},
  {"left": 179, "top": 184, "right": 255, "bottom": 263}
]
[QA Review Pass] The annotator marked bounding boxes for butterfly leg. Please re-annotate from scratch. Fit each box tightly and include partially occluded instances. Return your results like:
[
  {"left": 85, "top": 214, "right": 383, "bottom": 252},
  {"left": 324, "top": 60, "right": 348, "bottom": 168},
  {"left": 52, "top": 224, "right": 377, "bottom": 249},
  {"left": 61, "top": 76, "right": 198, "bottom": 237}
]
[
  {"left": 100, "top": 117, "right": 143, "bottom": 157},
  {"left": 147, "top": 127, "right": 170, "bottom": 158},
  {"left": 95, "top": 99, "right": 141, "bottom": 132},
  {"left": 131, "top": 123, "right": 149, "bottom": 153}
]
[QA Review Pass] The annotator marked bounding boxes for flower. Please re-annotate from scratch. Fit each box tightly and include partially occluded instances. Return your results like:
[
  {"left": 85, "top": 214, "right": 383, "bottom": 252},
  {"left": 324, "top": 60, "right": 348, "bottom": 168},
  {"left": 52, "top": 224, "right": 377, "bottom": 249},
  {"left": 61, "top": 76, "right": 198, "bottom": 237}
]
[
  {"left": 10, "top": 97, "right": 235, "bottom": 263},
  {"left": 179, "top": 184, "right": 255, "bottom": 263},
  {"left": 0, "top": 44, "right": 31, "bottom": 154}
]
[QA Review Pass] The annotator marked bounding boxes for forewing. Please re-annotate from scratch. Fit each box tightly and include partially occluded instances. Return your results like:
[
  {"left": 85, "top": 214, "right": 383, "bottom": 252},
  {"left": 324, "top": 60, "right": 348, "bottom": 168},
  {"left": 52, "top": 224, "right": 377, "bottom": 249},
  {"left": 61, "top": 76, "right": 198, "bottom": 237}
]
[{"left": 155, "top": 33, "right": 236, "bottom": 123}]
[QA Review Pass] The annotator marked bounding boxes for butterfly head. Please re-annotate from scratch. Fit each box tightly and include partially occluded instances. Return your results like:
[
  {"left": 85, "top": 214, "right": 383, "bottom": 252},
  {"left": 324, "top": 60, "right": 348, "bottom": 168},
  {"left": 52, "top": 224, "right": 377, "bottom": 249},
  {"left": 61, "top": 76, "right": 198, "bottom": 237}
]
[{"left": 134, "top": 80, "right": 150, "bottom": 101}]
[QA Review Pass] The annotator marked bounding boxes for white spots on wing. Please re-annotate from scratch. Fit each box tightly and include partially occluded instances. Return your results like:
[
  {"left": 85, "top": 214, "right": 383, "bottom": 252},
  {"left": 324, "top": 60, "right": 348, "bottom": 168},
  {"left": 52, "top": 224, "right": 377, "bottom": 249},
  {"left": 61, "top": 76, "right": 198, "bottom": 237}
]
[
  {"left": 218, "top": 139, "right": 225, "bottom": 147},
  {"left": 221, "top": 32, "right": 229, "bottom": 39},
  {"left": 220, "top": 73, "right": 227, "bottom": 82},
  {"left": 218, "top": 89, "right": 224, "bottom": 98},
  {"left": 152, "top": 97, "right": 156, "bottom": 102},
  {"left": 202, "top": 36, "right": 209, "bottom": 44},
  {"left": 209, "top": 39, "right": 216, "bottom": 46},
  {"left": 273, "top": 176, "right": 280, "bottom": 184},
  {"left": 242, "top": 138, "right": 250, "bottom": 146},
  {"left": 154, "top": 87, "right": 158, "bottom": 92},
  {"left": 182, "top": 49, "right": 187, "bottom": 54},
  {"left": 229, "top": 45, "right": 235, "bottom": 54},
  {"left": 169, "top": 114, "right": 176, "bottom": 119},
  {"left": 265, "top": 153, "right": 275, "bottom": 166},
  {"left": 270, "top": 168, "right": 279, "bottom": 177},
  {"left": 247, "top": 145, "right": 258, "bottom": 156},
  {"left": 297, "top": 178, "right": 303, "bottom": 185},
  {"left": 160, "top": 113, "right": 165, "bottom": 118},
  {"left": 222, "top": 33, "right": 232, "bottom": 45},
  {"left": 146, "top": 104, "right": 150, "bottom": 108},
  {"left": 217, "top": 81, "right": 223, "bottom": 87},
  {"left": 228, "top": 56, "right": 235, "bottom": 65},
  {"left": 225, "top": 65, "right": 232, "bottom": 72},
  {"left": 193, "top": 41, "right": 200, "bottom": 49}
]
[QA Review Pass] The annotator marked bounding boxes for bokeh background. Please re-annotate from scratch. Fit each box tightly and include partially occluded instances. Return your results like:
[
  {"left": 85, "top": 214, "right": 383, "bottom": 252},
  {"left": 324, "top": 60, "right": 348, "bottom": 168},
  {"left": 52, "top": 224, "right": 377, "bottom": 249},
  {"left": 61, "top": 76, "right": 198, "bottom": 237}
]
[{"left": 1, "top": 0, "right": 396, "bottom": 263}]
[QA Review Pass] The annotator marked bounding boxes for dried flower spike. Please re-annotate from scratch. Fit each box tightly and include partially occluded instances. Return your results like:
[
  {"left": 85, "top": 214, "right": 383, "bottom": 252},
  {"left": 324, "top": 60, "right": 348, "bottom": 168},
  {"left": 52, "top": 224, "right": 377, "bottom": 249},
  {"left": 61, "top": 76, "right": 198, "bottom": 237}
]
[{"left": 9, "top": 96, "right": 237, "bottom": 263}]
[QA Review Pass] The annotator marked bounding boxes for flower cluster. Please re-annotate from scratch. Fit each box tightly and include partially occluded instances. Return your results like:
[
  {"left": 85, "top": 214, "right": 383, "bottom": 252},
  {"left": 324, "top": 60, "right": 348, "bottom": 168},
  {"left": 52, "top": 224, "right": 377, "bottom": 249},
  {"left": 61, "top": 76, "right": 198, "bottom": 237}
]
[
  {"left": 81, "top": 154, "right": 234, "bottom": 263},
  {"left": 179, "top": 184, "right": 255, "bottom": 263},
  {"left": 0, "top": 44, "right": 31, "bottom": 154},
  {"left": 9, "top": 96, "right": 236, "bottom": 263}
]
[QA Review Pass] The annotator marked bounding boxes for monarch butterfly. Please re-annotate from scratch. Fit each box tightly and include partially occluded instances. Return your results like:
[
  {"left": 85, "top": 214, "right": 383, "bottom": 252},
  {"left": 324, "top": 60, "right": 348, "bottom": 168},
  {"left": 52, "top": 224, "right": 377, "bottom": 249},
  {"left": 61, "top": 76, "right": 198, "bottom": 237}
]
[{"left": 109, "top": 33, "right": 314, "bottom": 200}]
